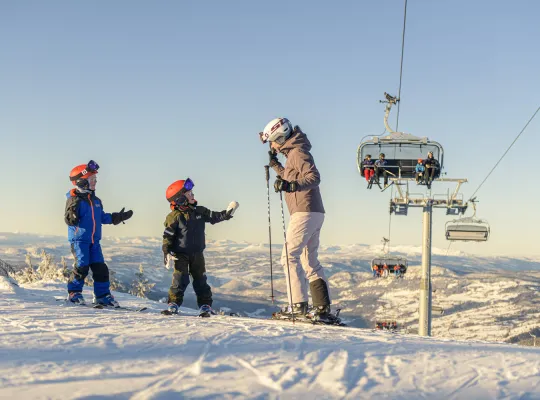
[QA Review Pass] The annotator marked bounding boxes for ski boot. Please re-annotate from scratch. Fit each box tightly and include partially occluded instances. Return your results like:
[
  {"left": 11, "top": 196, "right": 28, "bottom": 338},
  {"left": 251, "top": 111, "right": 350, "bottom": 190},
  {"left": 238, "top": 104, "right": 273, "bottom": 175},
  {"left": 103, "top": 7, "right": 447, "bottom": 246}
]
[
  {"left": 308, "top": 305, "right": 343, "bottom": 325},
  {"left": 274, "top": 301, "right": 309, "bottom": 320},
  {"left": 68, "top": 292, "right": 86, "bottom": 305},
  {"left": 160, "top": 302, "right": 179, "bottom": 315},
  {"left": 198, "top": 304, "right": 216, "bottom": 318},
  {"left": 93, "top": 294, "right": 120, "bottom": 308}
]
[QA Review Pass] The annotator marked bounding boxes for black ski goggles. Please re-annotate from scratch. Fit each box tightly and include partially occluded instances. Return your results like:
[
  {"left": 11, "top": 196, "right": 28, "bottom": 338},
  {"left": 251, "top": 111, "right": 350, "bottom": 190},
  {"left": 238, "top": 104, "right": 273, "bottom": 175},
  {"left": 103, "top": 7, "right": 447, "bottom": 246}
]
[{"left": 70, "top": 160, "right": 100, "bottom": 182}]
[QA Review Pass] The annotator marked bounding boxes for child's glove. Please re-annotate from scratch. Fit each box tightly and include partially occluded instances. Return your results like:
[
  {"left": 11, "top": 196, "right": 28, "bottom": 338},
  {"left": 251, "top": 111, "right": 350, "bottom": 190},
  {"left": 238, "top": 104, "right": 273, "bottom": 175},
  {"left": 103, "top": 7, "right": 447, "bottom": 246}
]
[
  {"left": 164, "top": 252, "right": 178, "bottom": 270},
  {"left": 112, "top": 207, "right": 134, "bottom": 225},
  {"left": 225, "top": 201, "right": 240, "bottom": 219}
]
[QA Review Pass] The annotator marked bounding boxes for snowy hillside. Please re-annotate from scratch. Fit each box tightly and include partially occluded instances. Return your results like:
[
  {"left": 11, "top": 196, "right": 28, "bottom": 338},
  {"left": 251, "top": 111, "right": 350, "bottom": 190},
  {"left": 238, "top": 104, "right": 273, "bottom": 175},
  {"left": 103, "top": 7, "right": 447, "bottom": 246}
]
[
  {"left": 1, "top": 278, "right": 539, "bottom": 400},
  {"left": 1, "top": 233, "right": 539, "bottom": 345}
]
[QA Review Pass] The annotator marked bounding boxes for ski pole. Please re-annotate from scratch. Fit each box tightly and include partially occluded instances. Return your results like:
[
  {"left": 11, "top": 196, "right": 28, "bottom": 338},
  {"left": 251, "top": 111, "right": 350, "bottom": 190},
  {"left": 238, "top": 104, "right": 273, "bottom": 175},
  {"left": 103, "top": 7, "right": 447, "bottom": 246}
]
[
  {"left": 264, "top": 165, "right": 275, "bottom": 304},
  {"left": 278, "top": 182, "right": 295, "bottom": 324}
]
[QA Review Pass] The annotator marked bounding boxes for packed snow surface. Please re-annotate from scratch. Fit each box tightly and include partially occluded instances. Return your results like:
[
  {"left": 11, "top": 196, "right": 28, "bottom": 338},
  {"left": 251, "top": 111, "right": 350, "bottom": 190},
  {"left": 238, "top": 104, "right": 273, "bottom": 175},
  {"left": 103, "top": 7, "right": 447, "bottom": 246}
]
[{"left": 1, "top": 280, "right": 539, "bottom": 400}]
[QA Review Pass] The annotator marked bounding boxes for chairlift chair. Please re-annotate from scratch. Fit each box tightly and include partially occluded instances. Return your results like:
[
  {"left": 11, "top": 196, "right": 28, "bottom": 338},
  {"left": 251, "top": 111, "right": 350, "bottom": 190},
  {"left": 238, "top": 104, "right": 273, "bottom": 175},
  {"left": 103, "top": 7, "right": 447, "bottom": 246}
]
[
  {"left": 357, "top": 93, "right": 444, "bottom": 183},
  {"left": 358, "top": 133, "right": 444, "bottom": 180},
  {"left": 445, "top": 217, "right": 490, "bottom": 242},
  {"left": 371, "top": 256, "right": 408, "bottom": 277}
]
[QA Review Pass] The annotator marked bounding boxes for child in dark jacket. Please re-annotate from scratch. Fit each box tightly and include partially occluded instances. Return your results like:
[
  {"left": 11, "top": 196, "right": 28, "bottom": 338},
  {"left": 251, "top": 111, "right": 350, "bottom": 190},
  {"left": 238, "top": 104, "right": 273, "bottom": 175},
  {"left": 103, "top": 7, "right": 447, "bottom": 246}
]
[
  {"left": 65, "top": 160, "right": 133, "bottom": 307},
  {"left": 162, "top": 178, "right": 238, "bottom": 315}
]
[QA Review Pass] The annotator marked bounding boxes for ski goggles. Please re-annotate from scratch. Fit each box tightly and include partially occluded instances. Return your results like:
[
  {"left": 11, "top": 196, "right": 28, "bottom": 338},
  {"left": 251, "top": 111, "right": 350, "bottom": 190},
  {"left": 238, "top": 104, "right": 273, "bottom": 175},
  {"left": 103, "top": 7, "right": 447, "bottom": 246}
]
[
  {"left": 70, "top": 160, "right": 100, "bottom": 182},
  {"left": 183, "top": 178, "right": 194, "bottom": 191}
]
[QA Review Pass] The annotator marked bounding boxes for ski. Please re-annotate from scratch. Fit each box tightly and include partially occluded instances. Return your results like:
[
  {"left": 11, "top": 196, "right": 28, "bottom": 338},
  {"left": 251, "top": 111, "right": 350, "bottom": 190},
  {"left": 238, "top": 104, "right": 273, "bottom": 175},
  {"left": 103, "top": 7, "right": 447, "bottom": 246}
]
[
  {"left": 92, "top": 304, "right": 148, "bottom": 312},
  {"left": 159, "top": 308, "right": 239, "bottom": 318},
  {"left": 56, "top": 297, "right": 147, "bottom": 312},
  {"left": 271, "top": 308, "right": 346, "bottom": 326}
]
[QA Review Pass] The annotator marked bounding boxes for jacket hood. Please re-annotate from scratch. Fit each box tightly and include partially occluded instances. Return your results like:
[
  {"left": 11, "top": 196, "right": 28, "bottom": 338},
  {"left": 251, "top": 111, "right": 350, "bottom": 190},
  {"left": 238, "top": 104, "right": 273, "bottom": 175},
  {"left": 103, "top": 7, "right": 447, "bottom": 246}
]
[
  {"left": 66, "top": 189, "right": 94, "bottom": 199},
  {"left": 279, "top": 130, "right": 312, "bottom": 157}
]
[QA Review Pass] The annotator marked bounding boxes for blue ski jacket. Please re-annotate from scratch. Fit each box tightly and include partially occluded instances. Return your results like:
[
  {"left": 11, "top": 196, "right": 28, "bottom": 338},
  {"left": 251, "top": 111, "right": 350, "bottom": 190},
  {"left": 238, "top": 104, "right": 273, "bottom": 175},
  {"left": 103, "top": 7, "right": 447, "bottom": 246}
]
[{"left": 64, "top": 189, "right": 113, "bottom": 243}]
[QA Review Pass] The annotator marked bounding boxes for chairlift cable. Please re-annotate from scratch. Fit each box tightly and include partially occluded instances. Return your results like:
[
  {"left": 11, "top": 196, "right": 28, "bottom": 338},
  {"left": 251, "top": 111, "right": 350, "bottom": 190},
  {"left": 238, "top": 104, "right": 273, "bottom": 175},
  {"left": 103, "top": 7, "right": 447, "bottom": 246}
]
[
  {"left": 446, "top": 106, "right": 539, "bottom": 254},
  {"left": 395, "top": 0, "right": 408, "bottom": 132},
  {"left": 467, "top": 105, "right": 540, "bottom": 202}
]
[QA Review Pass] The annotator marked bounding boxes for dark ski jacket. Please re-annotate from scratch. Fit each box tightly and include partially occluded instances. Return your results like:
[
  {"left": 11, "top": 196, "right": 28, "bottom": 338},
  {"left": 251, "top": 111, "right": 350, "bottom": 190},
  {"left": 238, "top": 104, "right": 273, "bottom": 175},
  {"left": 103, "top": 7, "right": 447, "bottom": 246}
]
[
  {"left": 162, "top": 205, "right": 229, "bottom": 255},
  {"left": 64, "top": 189, "right": 113, "bottom": 243},
  {"left": 423, "top": 157, "right": 440, "bottom": 169}
]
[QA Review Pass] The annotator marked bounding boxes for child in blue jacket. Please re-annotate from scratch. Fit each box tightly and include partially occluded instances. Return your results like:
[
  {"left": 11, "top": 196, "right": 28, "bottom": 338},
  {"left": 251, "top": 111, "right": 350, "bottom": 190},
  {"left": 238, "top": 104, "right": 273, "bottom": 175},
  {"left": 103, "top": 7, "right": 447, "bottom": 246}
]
[
  {"left": 64, "top": 160, "right": 133, "bottom": 306},
  {"left": 415, "top": 158, "right": 425, "bottom": 184}
]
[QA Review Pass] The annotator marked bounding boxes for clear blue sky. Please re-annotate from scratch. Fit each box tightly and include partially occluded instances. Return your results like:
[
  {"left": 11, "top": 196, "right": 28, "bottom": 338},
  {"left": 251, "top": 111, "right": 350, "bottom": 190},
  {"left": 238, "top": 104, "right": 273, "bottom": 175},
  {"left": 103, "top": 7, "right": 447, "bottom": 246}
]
[{"left": 1, "top": 1, "right": 539, "bottom": 257}]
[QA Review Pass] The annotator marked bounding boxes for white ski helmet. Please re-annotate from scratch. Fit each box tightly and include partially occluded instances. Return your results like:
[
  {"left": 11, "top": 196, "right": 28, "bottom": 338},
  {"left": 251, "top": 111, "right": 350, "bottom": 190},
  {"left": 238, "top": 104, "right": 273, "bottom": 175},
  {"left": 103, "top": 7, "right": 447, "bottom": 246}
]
[{"left": 259, "top": 117, "right": 293, "bottom": 144}]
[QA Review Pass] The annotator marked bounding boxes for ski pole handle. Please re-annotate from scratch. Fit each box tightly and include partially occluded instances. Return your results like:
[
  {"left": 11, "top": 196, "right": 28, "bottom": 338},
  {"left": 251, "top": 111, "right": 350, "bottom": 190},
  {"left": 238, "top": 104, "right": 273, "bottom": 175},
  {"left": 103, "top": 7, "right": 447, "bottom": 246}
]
[{"left": 265, "top": 165, "right": 270, "bottom": 181}]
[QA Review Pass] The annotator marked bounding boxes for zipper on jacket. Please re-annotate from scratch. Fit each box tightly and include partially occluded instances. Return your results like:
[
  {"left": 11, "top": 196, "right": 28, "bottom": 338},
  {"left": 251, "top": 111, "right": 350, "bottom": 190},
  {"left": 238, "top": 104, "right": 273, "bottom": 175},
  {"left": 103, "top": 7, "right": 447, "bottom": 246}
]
[{"left": 88, "top": 194, "right": 96, "bottom": 244}]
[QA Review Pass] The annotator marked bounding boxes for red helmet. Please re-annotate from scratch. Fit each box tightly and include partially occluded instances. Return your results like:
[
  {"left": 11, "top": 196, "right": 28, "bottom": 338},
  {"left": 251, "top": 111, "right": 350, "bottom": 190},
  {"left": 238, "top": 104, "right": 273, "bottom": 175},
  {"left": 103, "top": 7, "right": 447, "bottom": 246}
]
[
  {"left": 417, "top": 158, "right": 423, "bottom": 163},
  {"left": 70, "top": 160, "right": 99, "bottom": 186},
  {"left": 166, "top": 178, "right": 194, "bottom": 203}
]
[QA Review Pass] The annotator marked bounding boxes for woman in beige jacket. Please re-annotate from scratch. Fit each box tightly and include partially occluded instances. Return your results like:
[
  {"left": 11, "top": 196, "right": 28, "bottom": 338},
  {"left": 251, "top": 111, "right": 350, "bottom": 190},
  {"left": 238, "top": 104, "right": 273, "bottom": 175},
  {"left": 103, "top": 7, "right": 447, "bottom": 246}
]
[{"left": 260, "top": 117, "right": 332, "bottom": 321}]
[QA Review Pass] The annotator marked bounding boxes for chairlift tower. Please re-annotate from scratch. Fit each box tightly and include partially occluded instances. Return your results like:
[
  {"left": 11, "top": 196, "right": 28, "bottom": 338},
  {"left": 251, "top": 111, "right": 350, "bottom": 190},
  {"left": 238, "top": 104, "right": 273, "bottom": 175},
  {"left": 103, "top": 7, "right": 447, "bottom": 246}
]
[
  {"left": 390, "top": 178, "right": 468, "bottom": 336},
  {"left": 365, "top": 93, "right": 471, "bottom": 337},
  {"left": 359, "top": 93, "right": 490, "bottom": 336}
]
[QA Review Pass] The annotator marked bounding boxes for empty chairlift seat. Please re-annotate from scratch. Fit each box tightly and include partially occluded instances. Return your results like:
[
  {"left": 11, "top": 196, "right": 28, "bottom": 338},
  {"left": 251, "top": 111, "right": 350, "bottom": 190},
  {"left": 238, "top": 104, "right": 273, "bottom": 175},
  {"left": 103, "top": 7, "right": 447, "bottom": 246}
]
[{"left": 445, "top": 218, "right": 490, "bottom": 242}]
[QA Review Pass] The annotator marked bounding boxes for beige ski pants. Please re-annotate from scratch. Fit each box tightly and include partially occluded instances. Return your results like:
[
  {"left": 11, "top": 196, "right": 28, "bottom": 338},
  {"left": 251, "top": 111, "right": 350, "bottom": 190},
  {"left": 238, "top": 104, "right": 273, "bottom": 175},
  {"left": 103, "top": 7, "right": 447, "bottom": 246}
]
[{"left": 281, "top": 212, "right": 328, "bottom": 303}]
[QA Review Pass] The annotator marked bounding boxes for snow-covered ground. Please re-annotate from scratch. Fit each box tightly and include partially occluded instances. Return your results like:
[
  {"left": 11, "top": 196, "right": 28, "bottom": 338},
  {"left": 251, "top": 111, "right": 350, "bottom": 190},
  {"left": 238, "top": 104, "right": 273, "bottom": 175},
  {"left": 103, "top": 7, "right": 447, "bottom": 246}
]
[
  {"left": 1, "top": 233, "right": 539, "bottom": 346},
  {"left": 1, "top": 278, "right": 539, "bottom": 400}
]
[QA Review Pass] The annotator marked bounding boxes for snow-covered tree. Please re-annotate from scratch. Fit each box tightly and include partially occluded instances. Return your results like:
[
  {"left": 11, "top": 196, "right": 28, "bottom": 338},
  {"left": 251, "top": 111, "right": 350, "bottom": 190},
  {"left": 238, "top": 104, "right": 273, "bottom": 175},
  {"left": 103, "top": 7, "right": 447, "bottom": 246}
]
[
  {"left": 129, "top": 264, "right": 155, "bottom": 298},
  {"left": 110, "top": 269, "right": 126, "bottom": 292},
  {"left": 14, "top": 251, "right": 70, "bottom": 284}
]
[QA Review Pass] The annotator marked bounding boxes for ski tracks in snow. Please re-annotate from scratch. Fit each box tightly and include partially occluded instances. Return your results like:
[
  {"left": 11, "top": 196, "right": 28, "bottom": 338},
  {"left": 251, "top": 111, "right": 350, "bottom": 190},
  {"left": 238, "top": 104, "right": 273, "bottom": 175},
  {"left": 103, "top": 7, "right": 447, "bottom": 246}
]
[{"left": 1, "top": 285, "right": 540, "bottom": 399}]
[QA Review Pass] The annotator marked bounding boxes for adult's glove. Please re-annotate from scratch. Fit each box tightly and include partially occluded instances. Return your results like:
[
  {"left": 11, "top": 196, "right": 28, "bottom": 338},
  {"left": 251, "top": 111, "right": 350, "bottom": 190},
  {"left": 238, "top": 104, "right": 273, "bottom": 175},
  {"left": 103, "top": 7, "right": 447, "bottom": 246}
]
[
  {"left": 268, "top": 151, "right": 279, "bottom": 168},
  {"left": 112, "top": 207, "right": 133, "bottom": 225},
  {"left": 274, "top": 177, "right": 297, "bottom": 193},
  {"left": 164, "top": 252, "right": 178, "bottom": 270}
]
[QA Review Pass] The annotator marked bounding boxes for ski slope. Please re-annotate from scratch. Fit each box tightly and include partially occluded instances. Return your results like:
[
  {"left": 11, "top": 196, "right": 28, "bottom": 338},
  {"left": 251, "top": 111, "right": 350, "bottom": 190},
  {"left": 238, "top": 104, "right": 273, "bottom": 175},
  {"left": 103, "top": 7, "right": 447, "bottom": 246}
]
[
  {"left": 1, "top": 278, "right": 539, "bottom": 399},
  {"left": 2, "top": 234, "right": 539, "bottom": 345}
]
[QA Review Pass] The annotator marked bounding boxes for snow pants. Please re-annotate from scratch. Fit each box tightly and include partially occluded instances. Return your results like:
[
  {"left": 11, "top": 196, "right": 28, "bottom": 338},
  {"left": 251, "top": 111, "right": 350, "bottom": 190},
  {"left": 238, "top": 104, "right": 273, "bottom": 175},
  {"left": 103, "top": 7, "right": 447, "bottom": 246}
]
[
  {"left": 168, "top": 252, "right": 212, "bottom": 308},
  {"left": 364, "top": 168, "right": 374, "bottom": 182},
  {"left": 67, "top": 241, "right": 111, "bottom": 298},
  {"left": 374, "top": 166, "right": 388, "bottom": 186},
  {"left": 281, "top": 212, "right": 330, "bottom": 306}
]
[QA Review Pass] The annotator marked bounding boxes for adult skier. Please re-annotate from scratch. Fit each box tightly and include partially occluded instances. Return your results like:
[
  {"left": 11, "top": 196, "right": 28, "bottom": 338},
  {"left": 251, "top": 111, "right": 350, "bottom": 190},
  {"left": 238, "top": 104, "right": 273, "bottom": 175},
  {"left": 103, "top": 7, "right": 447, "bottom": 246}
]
[
  {"left": 423, "top": 151, "right": 440, "bottom": 188},
  {"left": 259, "top": 117, "right": 332, "bottom": 321},
  {"left": 374, "top": 153, "right": 389, "bottom": 188},
  {"left": 162, "top": 178, "right": 238, "bottom": 316},
  {"left": 65, "top": 160, "right": 133, "bottom": 306}
]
